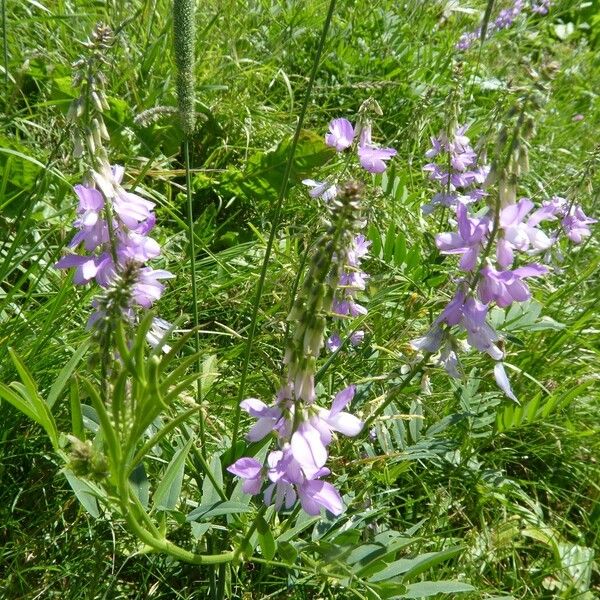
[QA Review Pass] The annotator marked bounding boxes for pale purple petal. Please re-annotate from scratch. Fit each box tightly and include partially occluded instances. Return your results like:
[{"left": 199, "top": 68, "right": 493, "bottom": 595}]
[
  {"left": 298, "top": 480, "right": 343, "bottom": 516},
  {"left": 494, "top": 362, "right": 517, "bottom": 401},
  {"left": 325, "top": 118, "right": 354, "bottom": 151},
  {"left": 291, "top": 425, "right": 327, "bottom": 473},
  {"left": 227, "top": 457, "right": 262, "bottom": 479},
  {"left": 358, "top": 146, "right": 397, "bottom": 174},
  {"left": 330, "top": 385, "right": 356, "bottom": 416},
  {"left": 326, "top": 411, "right": 363, "bottom": 437}
]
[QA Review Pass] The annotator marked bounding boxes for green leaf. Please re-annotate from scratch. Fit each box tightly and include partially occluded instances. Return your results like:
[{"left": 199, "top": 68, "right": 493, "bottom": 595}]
[
  {"left": 153, "top": 438, "right": 193, "bottom": 511},
  {"left": 218, "top": 130, "right": 334, "bottom": 205},
  {"left": 130, "top": 463, "right": 150, "bottom": 509},
  {"left": 368, "top": 223, "right": 382, "bottom": 258},
  {"left": 408, "top": 400, "right": 423, "bottom": 443},
  {"left": 190, "top": 522, "right": 210, "bottom": 540},
  {"left": 63, "top": 469, "right": 101, "bottom": 518},
  {"left": 256, "top": 515, "right": 276, "bottom": 560},
  {"left": 368, "top": 547, "right": 463, "bottom": 583},
  {"left": 3, "top": 349, "right": 60, "bottom": 450},
  {"left": 400, "top": 580, "right": 475, "bottom": 598},
  {"left": 201, "top": 354, "right": 219, "bottom": 399},
  {"left": 383, "top": 222, "right": 396, "bottom": 262},
  {"left": 47, "top": 341, "right": 90, "bottom": 409},
  {"left": 201, "top": 453, "right": 224, "bottom": 506},
  {"left": 394, "top": 231, "right": 406, "bottom": 266},
  {"left": 186, "top": 501, "right": 252, "bottom": 522}
]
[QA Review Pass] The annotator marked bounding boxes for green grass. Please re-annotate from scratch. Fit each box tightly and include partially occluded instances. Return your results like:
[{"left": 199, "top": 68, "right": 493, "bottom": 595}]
[{"left": 1, "top": 0, "right": 599, "bottom": 598}]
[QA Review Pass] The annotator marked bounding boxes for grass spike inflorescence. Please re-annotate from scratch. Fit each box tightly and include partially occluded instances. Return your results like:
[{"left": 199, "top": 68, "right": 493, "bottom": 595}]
[{"left": 173, "top": 0, "right": 196, "bottom": 137}]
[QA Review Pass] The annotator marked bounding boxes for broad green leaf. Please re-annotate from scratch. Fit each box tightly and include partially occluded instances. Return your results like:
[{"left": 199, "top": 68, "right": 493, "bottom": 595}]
[
  {"left": 186, "top": 501, "right": 252, "bottom": 522},
  {"left": 201, "top": 354, "right": 219, "bottom": 399},
  {"left": 368, "top": 223, "right": 382, "bottom": 258},
  {"left": 130, "top": 463, "right": 150, "bottom": 509},
  {"left": 256, "top": 515, "right": 276, "bottom": 560},
  {"left": 63, "top": 469, "right": 101, "bottom": 518},
  {"left": 153, "top": 438, "right": 193, "bottom": 511},
  {"left": 201, "top": 453, "right": 224, "bottom": 506},
  {"left": 368, "top": 547, "right": 463, "bottom": 583},
  {"left": 190, "top": 522, "right": 210, "bottom": 540},
  {"left": 400, "top": 580, "right": 475, "bottom": 597},
  {"left": 394, "top": 231, "right": 406, "bottom": 266}
]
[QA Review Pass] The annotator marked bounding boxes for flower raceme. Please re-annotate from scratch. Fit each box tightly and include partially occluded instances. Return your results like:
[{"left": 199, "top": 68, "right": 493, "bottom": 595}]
[
  {"left": 456, "top": 0, "right": 551, "bottom": 52},
  {"left": 228, "top": 385, "right": 362, "bottom": 516},
  {"left": 55, "top": 161, "right": 173, "bottom": 330},
  {"left": 228, "top": 183, "right": 365, "bottom": 516},
  {"left": 303, "top": 115, "right": 397, "bottom": 202},
  {"left": 422, "top": 124, "right": 490, "bottom": 214},
  {"left": 327, "top": 233, "right": 371, "bottom": 353}
]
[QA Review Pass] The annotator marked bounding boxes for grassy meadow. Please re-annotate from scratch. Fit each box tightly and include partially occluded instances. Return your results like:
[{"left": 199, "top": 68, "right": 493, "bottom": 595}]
[{"left": 0, "top": 0, "right": 599, "bottom": 598}]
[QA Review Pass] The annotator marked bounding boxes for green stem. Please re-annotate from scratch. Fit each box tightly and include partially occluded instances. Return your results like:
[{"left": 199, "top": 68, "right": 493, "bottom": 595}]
[
  {"left": 232, "top": 505, "right": 267, "bottom": 562},
  {"left": 184, "top": 138, "right": 207, "bottom": 457},
  {"left": 228, "top": 0, "right": 338, "bottom": 463},
  {"left": 2, "top": 0, "right": 7, "bottom": 90}
]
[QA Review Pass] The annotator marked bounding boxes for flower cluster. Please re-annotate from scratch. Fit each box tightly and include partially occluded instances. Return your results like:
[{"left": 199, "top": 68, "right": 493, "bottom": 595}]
[
  {"left": 228, "top": 184, "right": 365, "bottom": 516},
  {"left": 456, "top": 0, "right": 551, "bottom": 52},
  {"left": 327, "top": 233, "right": 371, "bottom": 352},
  {"left": 325, "top": 118, "right": 397, "bottom": 174},
  {"left": 416, "top": 128, "right": 595, "bottom": 399},
  {"left": 55, "top": 162, "right": 173, "bottom": 325},
  {"left": 422, "top": 125, "right": 489, "bottom": 214},
  {"left": 303, "top": 113, "right": 397, "bottom": 203}
]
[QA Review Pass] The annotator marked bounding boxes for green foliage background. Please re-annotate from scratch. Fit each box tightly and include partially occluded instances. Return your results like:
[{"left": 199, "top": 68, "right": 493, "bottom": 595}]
[{"left": 0, "top": 0, "right": 598, "bottom": 598}]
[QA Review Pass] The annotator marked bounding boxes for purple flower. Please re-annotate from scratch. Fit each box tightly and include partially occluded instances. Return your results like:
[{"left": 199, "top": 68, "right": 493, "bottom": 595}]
[
  {"left": 439, "top": 340, "right": 461, "bottom": 378},
  {"left": 311, "top": 385, "right": 363, "bottom": 441},
  {"left": 497, "top": 198, "right": 553, "bottom": 267},
  {"left": 436, "top": 203, "right": 490, "bottom": 271},
  {"left": 438, "top": 289, "right": 503, "bottom": 359},
  {"left": 562, "top": 205, "right": 596, "bottom": 244},
  {"left": 347, "top": 234, "right": 371, "bottom": 267},
  {"left": 357, "top": 123, "right": 397, "bottom": 174},
  {"left": 325, "top": 118, "right": 354, "bottom": 151},
  {"left": 358, "top": 146, "right": 397, "bottom": 174},
  {"left": 73, "top": 184, "right": 104, "bottom": 226},
  {"left": 326, "top": 332, "right": 342, "bottom": 352},
  {"left": 227, "top": 457, "right": 264, "bottom": 495},
  {"left": 527, "top": 196, "right": 566, "bottom": 227},
  {"left": 302, "top": 179, "right": 337, "bottom": 202},
  {"left": 291, "top": 422, "right": 328, "bottom": 478},
  {"left": 118, "top": 231, "right": 161, "bottom": 263},
  {"left": 411, "top": 323, "right": 444, "bottom": 354},
  {"left": 239, "top": 398, "right": 284, "bottom": 442},
  {"left": 92, "top": 163, "right": 155, "bottom": 230},
  {"left": 479, "top": 263, "right": 548, "bottom": 307},
  {"left": 297, "top": 479, "right": 343, "bottom": 516},
  {"left": 350, "top": 330, "right": 364, "bottom": 346},
  {"left": 55, "top": 254, "right": 103, "bottom": 284},
  {"left": 132, "top": 268, "right": 174, "bottom": 308}
]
